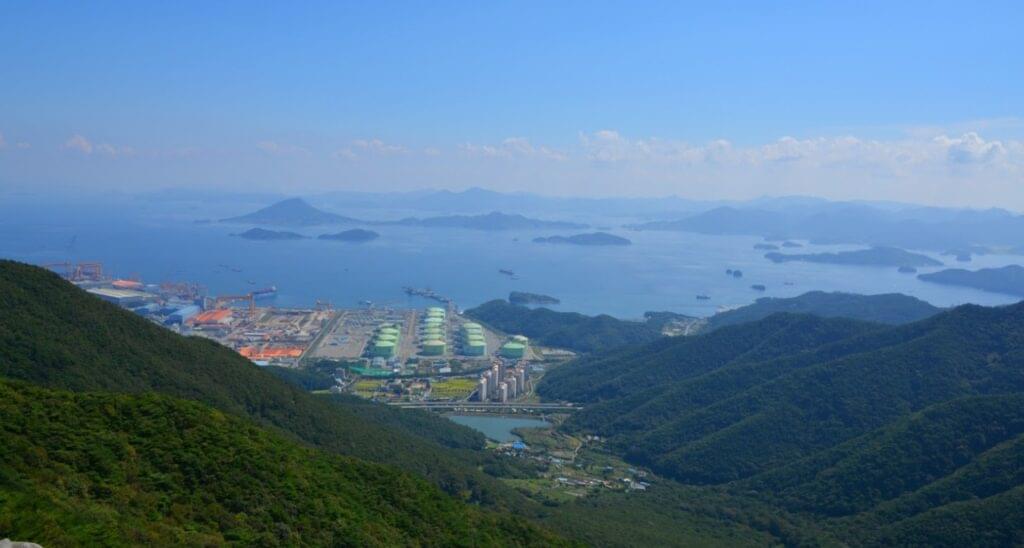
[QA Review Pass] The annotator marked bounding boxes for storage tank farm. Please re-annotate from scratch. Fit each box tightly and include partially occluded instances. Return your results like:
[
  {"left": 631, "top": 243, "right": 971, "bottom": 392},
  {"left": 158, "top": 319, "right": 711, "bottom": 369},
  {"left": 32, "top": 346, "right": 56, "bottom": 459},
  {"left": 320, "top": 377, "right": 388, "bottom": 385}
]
[
  {"left": 420, "top": 307, "right": 447, "bottom": 356},
  {"left": 461, "top": 322, "right": 486, "bottom": 356},
  {"left": 371, "top": 323, "right": 400, "bottom": 359}
]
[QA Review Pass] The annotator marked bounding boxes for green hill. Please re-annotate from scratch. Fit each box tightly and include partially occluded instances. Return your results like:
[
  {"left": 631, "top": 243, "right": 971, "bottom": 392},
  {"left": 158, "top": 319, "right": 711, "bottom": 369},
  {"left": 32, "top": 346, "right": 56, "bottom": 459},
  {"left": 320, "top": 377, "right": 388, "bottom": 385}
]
[
  {"left": 464, "top": 300, "right": 662, "bottom": 353},
  {"left": 0, "top": 380, "right": 562, "bottom": 547},
  {"left": 538, "top": 305, "right": 1024, "bottom": 544},
  {"left": 707, "top": 291, "right": 942, "bottom": 330},
  {"left": 0, "top": 260, "right": 537, "bottom": 516}
]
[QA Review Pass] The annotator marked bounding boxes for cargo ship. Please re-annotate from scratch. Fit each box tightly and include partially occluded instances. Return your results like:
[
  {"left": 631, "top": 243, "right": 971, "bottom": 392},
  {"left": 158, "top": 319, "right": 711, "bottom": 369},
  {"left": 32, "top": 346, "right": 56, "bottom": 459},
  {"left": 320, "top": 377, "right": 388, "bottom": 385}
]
[{"left": 252, "top": 286, "right": 277, "bottom": 298}]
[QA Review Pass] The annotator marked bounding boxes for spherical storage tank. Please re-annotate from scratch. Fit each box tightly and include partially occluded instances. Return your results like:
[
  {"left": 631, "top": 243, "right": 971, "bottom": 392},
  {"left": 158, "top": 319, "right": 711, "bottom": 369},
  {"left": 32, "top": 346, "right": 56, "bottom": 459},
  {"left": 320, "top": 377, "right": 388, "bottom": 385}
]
[
  {"left": 512, "top": 335, "right": 529, "bottom": 344},
  {"left": 462, "top": 322, "right": 482, "bottom": 331},
  {"left": 376, "top": 334, "right": 398, "bottom": 344},
  {"left": 424, "top": 317, "right": 443, "bottom": 325},
  {"left": 422, "top": 339, "right": 446, "bottom": 356},
  {"left": 500, "top": 342, "right": 525, "bottom": 359},
  {"left": 379, "top": 327, "right": 400, "bottom": 336}
]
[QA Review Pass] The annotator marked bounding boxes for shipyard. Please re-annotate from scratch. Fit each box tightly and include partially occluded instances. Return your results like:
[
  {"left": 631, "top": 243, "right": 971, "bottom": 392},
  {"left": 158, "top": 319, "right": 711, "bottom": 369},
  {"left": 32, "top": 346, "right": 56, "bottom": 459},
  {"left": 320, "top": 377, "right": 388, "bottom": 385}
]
[{"left": 42, "top": 261, "right": 556, "bottom": 409}]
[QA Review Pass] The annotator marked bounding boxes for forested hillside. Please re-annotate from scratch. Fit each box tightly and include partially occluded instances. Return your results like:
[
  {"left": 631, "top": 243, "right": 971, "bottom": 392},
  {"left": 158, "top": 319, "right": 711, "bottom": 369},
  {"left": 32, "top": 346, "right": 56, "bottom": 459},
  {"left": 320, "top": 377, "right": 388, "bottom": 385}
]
[
  {"left": 0, "top": 380, "right": 562, "bottom": 547},
  {"left": 706, "top": 291, "right": 942, "bottom": 330},
  {"left": 539, "top": 304, "right": 1024, "bottom": 544},
  {"left": 465, "top": 300, "right": 662, "bottom": 353},
  {"left": 0, "top": 261, "right": 539, "bottom": 517}
]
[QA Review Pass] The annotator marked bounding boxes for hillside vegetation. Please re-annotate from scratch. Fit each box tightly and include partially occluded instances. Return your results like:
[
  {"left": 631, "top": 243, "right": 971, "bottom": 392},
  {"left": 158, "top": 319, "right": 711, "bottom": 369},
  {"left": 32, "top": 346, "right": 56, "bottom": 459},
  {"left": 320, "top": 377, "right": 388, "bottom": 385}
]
[
  {"left": 465, "top": 300, "right": 662, "bottom": 353},
  {"left": 706, "top": 291, "right": 942, "bottom": 330},
  {"left": 0, "top": 380, "right": 561, "bottom": 547},
  {"left": 539, "top": 305, "right": 1024, "bottom": 544},
  {"left": 0, "top": 260, "right": 538, "bottom": 516}
]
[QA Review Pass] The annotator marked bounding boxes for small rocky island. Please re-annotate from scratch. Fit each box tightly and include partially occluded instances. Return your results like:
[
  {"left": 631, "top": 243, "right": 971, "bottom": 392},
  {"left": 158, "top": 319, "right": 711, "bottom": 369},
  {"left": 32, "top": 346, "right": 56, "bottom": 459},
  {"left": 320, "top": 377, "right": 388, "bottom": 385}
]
[
  {"left": 509, "top": 291, "right": 561, "bottom": 305},
  {"left": 754, "top": 243, "right": 779, "bottom": 251},
  {"left": 234, "top": 228, "right": 307, "bottom": 240},
  {"left": 317, "top": 229, "right": 380, "bottom": 242},
  {"left": 533, "top": 232, "right": 631, "bottom": 246}
]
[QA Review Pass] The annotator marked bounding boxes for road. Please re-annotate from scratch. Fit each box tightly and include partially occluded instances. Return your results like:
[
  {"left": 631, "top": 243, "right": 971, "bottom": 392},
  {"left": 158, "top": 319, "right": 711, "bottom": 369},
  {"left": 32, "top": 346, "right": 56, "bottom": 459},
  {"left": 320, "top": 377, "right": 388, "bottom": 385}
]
[{"left": 388, "top": 401, "right": 581, "bottom": 411}]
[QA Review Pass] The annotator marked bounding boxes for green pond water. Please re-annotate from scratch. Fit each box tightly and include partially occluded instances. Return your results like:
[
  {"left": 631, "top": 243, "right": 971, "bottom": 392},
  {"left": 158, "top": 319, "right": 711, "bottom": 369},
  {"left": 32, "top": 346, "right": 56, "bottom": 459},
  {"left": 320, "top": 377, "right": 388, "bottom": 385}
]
[{"left": 447, "top": 414, "right": 551, "bottom": 442}]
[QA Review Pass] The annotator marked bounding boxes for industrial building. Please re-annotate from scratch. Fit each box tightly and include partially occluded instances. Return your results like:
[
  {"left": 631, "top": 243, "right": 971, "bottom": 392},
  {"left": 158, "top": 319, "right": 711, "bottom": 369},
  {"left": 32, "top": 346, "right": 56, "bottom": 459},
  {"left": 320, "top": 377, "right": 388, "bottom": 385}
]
[{"left": 87, "top": 287, "right": 155, "bottom": 308}]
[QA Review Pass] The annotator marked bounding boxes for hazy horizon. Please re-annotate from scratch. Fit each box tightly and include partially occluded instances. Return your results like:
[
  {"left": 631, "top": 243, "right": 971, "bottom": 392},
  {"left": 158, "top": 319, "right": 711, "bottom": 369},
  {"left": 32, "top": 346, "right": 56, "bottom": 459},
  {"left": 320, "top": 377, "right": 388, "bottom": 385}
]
[{"left": 2, "top": 2, "right": 1023, "bottom": 209}]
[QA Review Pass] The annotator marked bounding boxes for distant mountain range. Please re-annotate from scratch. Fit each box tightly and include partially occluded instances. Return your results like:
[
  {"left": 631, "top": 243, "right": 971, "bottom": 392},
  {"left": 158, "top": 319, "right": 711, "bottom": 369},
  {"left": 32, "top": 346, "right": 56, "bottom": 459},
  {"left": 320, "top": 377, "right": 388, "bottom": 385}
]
[
  {"left": 919, "top": 264, "right": 1024, "bottom": 297},
  {"left": 387, "top": 211, "right": 586, "bottom": 230},
  {"left": 222, "top": 198, "right": 586, "bottom": 230}
]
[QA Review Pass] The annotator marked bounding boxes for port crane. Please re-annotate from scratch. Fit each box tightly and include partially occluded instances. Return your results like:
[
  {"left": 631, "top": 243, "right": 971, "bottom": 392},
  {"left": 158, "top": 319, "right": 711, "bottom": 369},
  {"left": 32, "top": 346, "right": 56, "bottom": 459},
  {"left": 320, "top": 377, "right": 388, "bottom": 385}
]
[
  {"left": 214, "top": 293, "right": 256, "bottom": 319},
  {"left": 40, "top": 261, "right": 105, "bottom": 282},
  {"left": 72, "top": 262, "right": 104, "bottom": 281}
]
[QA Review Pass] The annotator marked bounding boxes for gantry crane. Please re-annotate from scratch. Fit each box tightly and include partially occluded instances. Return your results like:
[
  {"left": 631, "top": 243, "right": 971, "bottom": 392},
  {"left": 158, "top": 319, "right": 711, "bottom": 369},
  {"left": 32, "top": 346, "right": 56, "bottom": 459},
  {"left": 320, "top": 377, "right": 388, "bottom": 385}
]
[
  {"left": 214, "top": 293, "right": 256, "bottom": 319},
  {"left": 72, "top": 262, "right": 104, "bottom": 281}
]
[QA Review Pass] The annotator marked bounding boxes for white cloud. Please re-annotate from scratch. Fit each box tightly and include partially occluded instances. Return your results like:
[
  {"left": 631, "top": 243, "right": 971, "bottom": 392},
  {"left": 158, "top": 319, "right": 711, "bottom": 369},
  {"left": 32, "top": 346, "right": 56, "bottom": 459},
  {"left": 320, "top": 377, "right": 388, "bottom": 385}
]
[
  {"left": 62, "top": 134, "right": 93, "bottom": 154},
  {"left": 17, "top": 141, "right": 30, "bottom": 149},
  {"left": 460, "top": 137, "right": 566, "bottom": 160},
  {"left": 335, "top": 138, "right": 407, "bottom": 159},
  {"left": 935, "top": 132, "right": 1006, "bottom": 164},
  {"left": 257, "top": 141, "right": 311, "bottom": 157},
  {"left": 61, "top": 134, "right": 133, "bottom": 156}
]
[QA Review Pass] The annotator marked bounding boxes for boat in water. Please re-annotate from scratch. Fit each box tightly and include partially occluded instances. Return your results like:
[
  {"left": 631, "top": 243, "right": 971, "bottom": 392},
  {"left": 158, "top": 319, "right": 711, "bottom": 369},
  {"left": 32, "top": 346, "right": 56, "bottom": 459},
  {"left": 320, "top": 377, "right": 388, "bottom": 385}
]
[
  {"left": 696, "top": 294, "right": 711, "bottom": 300},
  {"left": 498, "top": 269, "right": 515, "bottom": 276},
  {"left": 252, "top": 286, "right": 277, "bottom": 298}
]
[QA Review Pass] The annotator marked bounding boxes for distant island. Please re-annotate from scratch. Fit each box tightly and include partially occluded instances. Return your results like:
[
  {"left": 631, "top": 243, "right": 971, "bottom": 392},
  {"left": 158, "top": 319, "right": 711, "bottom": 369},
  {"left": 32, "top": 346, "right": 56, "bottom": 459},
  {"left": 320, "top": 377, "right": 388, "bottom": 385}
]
[
  {"left": 918, "top": 264, "right": 1024, "bottom": 297},
  {"left": 222, "top": 198, "right": 360, "bottom": 226},
  {"left": 234, "top": 228, "right": 307, "bottom": 240},
  {"left": 781, "top": 241, "right": 803, "bottom": 248},
  {"left": 765, "top": 247, "right": 942, "bottom": 267},
  {"left": 626, "top": 204, "right": 1024, "bottom": 253},
  {"left": 388, "top": 211, "right": 586, "bottom": 231},
  {"left": 509, "top": 291, "right": 560, "bottom": 306},
  {"left": 533, "top": 232, "right": 631, "bottom": 246},
  {"left": 898, "top": 266, "right": 918, "bottom": 274},
  {"left": 317, "top": 229, "right": 380, "bottom": 243},
  {"left": 753, "top": 243, "right": 779, "bottom": 250}
]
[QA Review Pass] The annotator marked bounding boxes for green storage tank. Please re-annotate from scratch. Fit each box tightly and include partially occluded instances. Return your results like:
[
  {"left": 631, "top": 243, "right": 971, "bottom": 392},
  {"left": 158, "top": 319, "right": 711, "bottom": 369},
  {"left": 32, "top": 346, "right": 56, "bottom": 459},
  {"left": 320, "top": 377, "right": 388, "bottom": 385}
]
[
  {"left": 376, "top": 334, "right": 398, "bottom": 344},
  {"left": 462, "top": 322, "right": 482, "bottom": 330},
  {"left": 500, "top": 342, "right": 526, "bottom": 359},
  {"left": 379, "top": 327, "right": 400, "bottom": 335},
  {"left": 421, "top": 339, "right": 446, "bottom": 356},
  {"left": 371, "top": 341, "right": 396, "bottom": 358},
  {"left": 464, "top": 340, "right": 486, "bottom": 356},
  {"left": 424, "top": 317, "right": 443, "bottom": 325}
]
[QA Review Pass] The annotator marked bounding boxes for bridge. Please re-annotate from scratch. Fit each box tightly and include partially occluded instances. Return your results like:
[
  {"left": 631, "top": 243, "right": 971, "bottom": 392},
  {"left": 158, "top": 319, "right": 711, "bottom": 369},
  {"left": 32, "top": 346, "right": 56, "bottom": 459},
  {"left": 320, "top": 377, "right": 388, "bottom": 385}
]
[{"left": 388, "top": 401, "right": 581, "bottom": 412}]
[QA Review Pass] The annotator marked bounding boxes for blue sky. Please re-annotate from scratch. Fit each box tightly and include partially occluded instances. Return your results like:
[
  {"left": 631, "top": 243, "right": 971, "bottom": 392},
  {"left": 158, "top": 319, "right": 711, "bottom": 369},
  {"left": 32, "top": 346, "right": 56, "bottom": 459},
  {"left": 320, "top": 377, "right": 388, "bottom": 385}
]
[{"left": 1, "top": 1, "right": 1023, "bottom": 206}]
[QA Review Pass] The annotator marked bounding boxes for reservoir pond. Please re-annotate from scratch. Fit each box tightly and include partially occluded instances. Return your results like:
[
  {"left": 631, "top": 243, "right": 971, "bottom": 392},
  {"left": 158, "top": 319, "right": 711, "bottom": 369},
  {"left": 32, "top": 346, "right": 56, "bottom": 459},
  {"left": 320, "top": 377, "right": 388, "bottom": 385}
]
[{"left": 447, "top": 415, "right": 551, "bottom": 442}]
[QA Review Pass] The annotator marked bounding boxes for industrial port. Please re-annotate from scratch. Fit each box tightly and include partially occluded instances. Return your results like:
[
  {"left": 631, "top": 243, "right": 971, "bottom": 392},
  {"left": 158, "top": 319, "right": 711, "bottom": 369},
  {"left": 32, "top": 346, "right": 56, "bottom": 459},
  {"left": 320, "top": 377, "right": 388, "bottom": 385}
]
[{"left": 46, "top": 261, "right": 549, "bottom": 407}]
